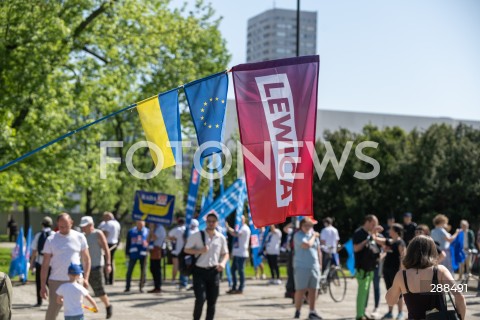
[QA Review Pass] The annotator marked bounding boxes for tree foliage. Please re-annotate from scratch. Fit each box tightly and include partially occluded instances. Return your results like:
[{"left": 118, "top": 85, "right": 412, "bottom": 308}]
[
  {"left": 313, "top": 124, "right": 480, "bottom": 240},
  {"left": 0, "top": 0, "right": 230, "bottom": 221}
]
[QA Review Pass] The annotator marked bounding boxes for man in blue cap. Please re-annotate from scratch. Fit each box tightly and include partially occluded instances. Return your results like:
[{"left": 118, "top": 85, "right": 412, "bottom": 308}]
[{"left": 402, "top": 212, "right": 417, "bottom": 245}]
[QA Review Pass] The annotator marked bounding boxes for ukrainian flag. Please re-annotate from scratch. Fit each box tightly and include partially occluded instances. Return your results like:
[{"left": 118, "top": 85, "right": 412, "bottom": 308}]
[{"left": 136, "top": 89, "right": 181, "bottom": 169}]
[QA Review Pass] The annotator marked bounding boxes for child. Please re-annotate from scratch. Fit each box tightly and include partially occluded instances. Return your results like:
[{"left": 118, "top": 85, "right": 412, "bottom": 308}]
[{"left": 56, "top": 263, "right": 98, "bottom": 320}]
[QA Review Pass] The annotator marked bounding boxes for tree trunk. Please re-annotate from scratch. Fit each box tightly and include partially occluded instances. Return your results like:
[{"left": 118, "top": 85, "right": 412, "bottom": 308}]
[
  {"left": 85, "top": 188, "right": 93, "bottom": 216},
  {"left": 23, "top": 206, "right": 30, "bottom": 233}
]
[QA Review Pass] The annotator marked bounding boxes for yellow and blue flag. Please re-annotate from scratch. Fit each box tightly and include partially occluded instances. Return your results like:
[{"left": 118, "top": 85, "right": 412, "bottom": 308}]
[
  {"left": 184, "top": 72, "right": 228, "bottom": 158},
  {"left": 136, "top": 89, "right": 181, "bottom": 169}
]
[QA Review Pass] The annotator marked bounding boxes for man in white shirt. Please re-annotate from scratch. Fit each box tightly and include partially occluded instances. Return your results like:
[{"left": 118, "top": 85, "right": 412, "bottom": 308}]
[
  {"left": 29, "top": 216, "right": 55, "bottom": 307},
  {"left": 40, "top": 213, "right": 91, "bottom": 320},
  {"left": 168, "top": 217, "right": 187, "bottom": 288},
  {"left": 185, "top": 212, "right": 229, "bottom": 320},
  {"left": 98, "top": 212, "right": 121, "bottom": 285},
  {"left": 320, "top": 217, "right": 340, "bottom": 271},
  {"left": 226, "top": 215, "right": 251, "bottom": 294}
]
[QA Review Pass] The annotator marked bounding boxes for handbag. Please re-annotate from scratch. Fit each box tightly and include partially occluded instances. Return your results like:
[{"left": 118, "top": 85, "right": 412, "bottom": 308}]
[{"left": 425, "top": 267, "right": 461, "bottom": 320}]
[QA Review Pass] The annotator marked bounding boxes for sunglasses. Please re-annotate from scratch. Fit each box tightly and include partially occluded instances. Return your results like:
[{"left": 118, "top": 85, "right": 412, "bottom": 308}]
[{"left": 206, "top": 220, "right": 217, "bottom": 224}]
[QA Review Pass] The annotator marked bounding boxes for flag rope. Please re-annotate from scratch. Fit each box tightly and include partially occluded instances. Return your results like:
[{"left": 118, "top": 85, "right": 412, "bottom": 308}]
[{"left": 0, "top": 69, "right": 229, "bottom": 172}]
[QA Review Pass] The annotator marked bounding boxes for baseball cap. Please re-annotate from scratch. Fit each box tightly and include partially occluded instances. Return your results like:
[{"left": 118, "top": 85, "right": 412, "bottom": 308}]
[
  {"left": 68, "top": 263, "right": 83, "bottom": 275},
  {"left": 79, "top": 216, "right": 94, "bottom": 227},
  {"left": 302, "top": 216, "right": 318, "bottom": 225},
  {"left": 403, "top": 212, "right": 412, "bottom": 218},
  {"left": 205, "top": 211, "right": 219, "bottom": 221},
  {"left": 190, "top": 219, "right": 199, "bottom": 228}
]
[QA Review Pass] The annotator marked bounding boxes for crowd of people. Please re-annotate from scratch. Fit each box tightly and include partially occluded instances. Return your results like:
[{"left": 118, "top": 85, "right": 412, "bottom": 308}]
[{"left": 11, "top": 210, "right": 478, "bottom": 320}]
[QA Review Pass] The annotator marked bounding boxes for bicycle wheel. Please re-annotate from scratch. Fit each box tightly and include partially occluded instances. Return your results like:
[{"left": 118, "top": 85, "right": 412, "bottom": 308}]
[{"left": 328, "top": 267, "right": 347, "bottom": 302}]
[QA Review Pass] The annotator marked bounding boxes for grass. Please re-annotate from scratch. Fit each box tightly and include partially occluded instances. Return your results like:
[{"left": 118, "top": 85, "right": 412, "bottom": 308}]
[
  {"left": 113, "top": 250, "right": 288, "bottom": 280},
  {"left": 1, "top": 246, "right": 294, "bottom": 281},
  {"left": 0, "top": 248, "right": 10, "bottom": 272}
]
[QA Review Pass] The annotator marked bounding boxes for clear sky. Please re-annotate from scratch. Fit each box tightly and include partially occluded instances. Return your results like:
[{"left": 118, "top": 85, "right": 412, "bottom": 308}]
[{"left": 170, "top": 0, "right": 480, "bottom": 120}]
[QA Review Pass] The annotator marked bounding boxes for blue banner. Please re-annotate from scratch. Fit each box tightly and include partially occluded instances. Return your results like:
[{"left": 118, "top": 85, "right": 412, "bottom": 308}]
[
  {"left": 198, "top": 179, "right": 244, "bottom": 230},
  {"left": 9, "top": 227, "right": 25, "bottom": 280},
  {"left": 451, "top": 230, "right": 465, "bottom": 272},
  {"left": 248, "top": 206, "right": 263, "bottom": 268},
  {"left": 344, "top": 239, "right": 356, "bottom": 276},
  {"left": 24, "top": 227, "right": 32, "bottom": 282},
  {"left": 234, "top": 182, "right": 246, "bottom": 232},
  {"left": 184, "top": 72, "right": 228, "bottom": 158},
  {"left": 185, "top": 160, "right": 203, "bottom": 237},
  {"left": 132, "top": 191, "right": 175, "bottom": 225}
]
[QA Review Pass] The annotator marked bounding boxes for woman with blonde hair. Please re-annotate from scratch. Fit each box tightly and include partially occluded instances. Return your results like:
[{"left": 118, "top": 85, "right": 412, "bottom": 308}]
[{"left": 385, "top": 235, "right": 466, "bottom": 319}]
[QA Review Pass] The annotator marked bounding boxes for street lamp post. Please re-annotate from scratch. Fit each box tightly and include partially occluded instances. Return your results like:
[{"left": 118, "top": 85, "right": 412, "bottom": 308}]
[{"left": 296, "top": 0, "right": 300, "bottom": 57}]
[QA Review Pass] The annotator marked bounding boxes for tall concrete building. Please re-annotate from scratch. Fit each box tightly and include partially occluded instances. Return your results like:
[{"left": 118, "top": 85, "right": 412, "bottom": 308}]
[{"left": 246, "top": 8, "right": 317, "bottom": 62}]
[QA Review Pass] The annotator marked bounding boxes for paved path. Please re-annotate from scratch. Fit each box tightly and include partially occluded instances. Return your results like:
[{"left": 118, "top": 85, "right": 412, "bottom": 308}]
[{"left": 10, "top": 277, "right": 480, "bottom": 319}]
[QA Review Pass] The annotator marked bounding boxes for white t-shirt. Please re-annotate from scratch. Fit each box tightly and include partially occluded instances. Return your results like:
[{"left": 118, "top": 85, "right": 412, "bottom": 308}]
[
  {"left": 99, "top": 220, "right": 121, "bottom": 244},
  {"left": 232, "top": 224, "right": 251, "bottom": 258},
  {"left": 56, "top": 282, "right": 89, "bottom": 316},
  {"left": 153, "top": 225, "right": 166, "bottom": 247},
  {"left": 31, "top": 228, "right": 53, "bottom": 265},
  {"left": 320, "top": 225, "right": 340, "bottom": 254},
  {"left": 168, "top": 225, "right": 186, "bottom": 255},
  {"left": 43, "top": 230, "right": 88, "bottom": 281},
  {"left": 265, "top": 229, "right": 282, "bottom": 255},
  {"left": 185, "top": 230, "right": 229, "bottom": 268}
]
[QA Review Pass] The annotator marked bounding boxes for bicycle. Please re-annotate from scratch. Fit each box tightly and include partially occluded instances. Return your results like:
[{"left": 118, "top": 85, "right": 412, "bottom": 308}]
[
  {"left": 317, "top": 248, "right": 347, "bottom": 302},
  {"left": 460, "top": 249, "right": 479, "bottom": 285}
]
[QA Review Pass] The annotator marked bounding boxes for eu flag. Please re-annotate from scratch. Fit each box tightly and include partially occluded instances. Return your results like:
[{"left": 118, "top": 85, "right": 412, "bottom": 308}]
[{"left": 184, "top": 71, "right": 228, "bottom": 158}]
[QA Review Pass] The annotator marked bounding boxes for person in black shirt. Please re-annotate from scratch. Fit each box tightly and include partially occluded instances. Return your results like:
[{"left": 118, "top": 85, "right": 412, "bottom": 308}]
[
  {"left": 382, "top": 215, "right": 395, "bottom": 239},
  {"left": 402, "top": 212, "right": 417, "bottom": 246},
  {"left": 353, "top": 215, "right": 385, "bottom": 320},
  {"left": 7, "top": 216, "right": 18, "bottom": 243},
  {"left": 382, "top": 223, "right": 406, "bottom": 320}
]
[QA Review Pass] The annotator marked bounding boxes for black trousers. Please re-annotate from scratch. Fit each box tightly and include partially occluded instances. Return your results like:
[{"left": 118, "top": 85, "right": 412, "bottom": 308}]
[
  {"left": 193, "top": 267, "right": 220, "bottom": 320},
  {"left": 104, "top": 243, "right": 117, "bottom": 285},
  {"left": 35, "top": 263, "right": 50, "bottom": 305},
  {"left": 266, "top": 254, "right": 280, "bottom": 279},
  {"left": 285, "top": 251, "right": 295, "bottom": 294},
  {"left": 150, "top": 259, "right": 162, "bottom": 290}
]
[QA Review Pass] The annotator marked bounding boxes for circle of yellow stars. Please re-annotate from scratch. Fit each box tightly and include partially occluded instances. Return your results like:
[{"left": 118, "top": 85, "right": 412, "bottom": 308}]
[{"left": 201, "top": 97, "right": 225, "bottom": 129}]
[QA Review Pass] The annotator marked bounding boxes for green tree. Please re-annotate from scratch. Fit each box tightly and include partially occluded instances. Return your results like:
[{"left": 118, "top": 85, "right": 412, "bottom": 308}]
[{"left": 0, "top": 0, "right": 231, "bottom": 226}]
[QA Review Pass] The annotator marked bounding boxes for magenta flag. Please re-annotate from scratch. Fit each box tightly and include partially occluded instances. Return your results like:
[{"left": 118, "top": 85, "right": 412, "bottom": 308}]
[{"left": 232, "top": 56, "right": 319, "bottom": 227}]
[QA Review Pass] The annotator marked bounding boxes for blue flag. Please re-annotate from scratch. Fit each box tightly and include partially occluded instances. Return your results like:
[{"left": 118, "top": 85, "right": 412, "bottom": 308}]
[
  {"left": 24, "top": 227, "right": 32, "bottom": 282},
  {"left": 9, "top": 227, "right": 25, "bottom": 280},
  {"left": 234, "top": 182, "right": 246, "bottom": 232},
  {"left": 217, "top": 153, "right": 225, "bottom": 196},
  {"left": 248, "top": 206, "right": 263, "bottom": 268},
  {"left": 344, "top": 239, "right": 356, "bottom": 276},
  {"left": 451, "top": 231, "right": 465, "bottom": 272},
  {"left": 184, "top": 72, "right": 228, "bottom": 158},
  {"left": 198, "top": 179, "right": 244, "bottom": 230},
  {"left": 185, "top": 159, "right": 203, "bottom": 238}
]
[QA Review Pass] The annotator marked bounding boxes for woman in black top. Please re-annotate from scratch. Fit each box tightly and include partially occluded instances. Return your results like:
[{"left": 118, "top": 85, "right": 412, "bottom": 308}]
[
  {"left": 382, "top": 223, "right": 406, "bottom": 320},
  {"left": 385, "top": 235, "right": 466, "bottom": 320}
]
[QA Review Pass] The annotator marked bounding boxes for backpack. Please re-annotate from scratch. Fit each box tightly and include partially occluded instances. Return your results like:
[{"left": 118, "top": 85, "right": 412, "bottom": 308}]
[
  {"left": 37, "top": 230, "right": 53, "bottom": 256},
  {"left": 358, "top": 237, "right": 380, "bottom": 272},
  {"left": 179, "top": 231, "right": 206, "bottom": 276},
  {"left": 0, "top": 272, "right": 12, "bottom": 320}
]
